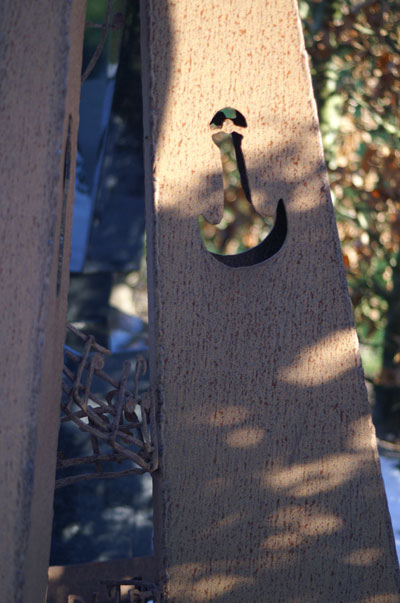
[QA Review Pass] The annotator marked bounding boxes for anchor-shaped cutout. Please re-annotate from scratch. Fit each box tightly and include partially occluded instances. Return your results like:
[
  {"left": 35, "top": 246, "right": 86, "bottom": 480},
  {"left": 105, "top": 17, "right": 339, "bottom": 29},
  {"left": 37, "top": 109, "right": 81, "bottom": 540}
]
[{"left": 199, "top": 107, "right": 287, "bottom": 267}]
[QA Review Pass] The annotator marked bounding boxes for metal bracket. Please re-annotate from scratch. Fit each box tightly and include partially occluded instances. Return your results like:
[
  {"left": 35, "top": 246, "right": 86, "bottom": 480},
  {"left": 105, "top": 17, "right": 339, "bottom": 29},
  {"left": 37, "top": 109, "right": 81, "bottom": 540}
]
[
  {"left": 67, "top": 579, "right": 160, "bottom": 602},
  {"left": 102, "top": 579, "right": 160, "bottom": 603}
]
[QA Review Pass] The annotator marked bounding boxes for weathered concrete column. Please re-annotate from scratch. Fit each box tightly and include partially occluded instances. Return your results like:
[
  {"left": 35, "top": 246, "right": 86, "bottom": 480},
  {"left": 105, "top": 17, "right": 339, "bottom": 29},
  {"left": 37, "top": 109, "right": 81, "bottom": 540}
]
[
  {"left": 141, "top": 0, "right": 400, "bottom": 600},
  {"left": 0, "top": 3, "right": 85, "bottom": 602}
]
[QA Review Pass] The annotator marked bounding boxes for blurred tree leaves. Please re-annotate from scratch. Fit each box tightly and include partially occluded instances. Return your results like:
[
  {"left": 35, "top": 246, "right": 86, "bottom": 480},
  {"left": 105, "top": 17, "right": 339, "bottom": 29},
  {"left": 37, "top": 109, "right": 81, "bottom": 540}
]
[{"left": 300, "top": 0, "right": 399, "bottom": 389}]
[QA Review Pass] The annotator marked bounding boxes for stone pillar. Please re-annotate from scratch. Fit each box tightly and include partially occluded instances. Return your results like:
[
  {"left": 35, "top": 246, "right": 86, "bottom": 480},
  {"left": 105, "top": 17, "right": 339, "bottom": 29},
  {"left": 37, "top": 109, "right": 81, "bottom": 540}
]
[
  {"left": 141, "top": 0, "right": 400, "bottom": 600},
  {"left": 0, "top": 2, "right": 85, "bottom": 601}
]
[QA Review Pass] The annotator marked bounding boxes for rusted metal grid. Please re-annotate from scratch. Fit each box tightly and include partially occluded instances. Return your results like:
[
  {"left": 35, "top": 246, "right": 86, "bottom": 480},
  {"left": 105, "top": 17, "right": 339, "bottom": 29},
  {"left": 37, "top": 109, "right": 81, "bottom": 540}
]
[
  {"left": 81, "top": 0, "right": 125, "bottom": 84},
  {"left": 57, "top": 323, "right": 158, "bottom": 488}
]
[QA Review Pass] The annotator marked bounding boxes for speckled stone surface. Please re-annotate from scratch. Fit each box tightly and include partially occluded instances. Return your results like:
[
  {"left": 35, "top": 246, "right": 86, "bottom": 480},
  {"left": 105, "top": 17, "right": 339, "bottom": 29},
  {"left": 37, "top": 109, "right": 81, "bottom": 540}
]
[
  {"left": 141, "top": 0, "right": 400, "bottom": 600},
  {"left": 0, "top": 2, "right": 85, "bottom": 601}
]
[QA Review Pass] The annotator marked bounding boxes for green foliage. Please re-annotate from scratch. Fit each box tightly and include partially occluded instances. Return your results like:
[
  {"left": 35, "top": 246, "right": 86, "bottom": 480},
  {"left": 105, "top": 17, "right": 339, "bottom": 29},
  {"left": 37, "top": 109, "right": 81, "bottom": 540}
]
[
  {"left": 83, "top": 0, "right": 127, "bottom": 74},
  {"left": 299, "top": 0, "right": 400, "bottom": 381}
]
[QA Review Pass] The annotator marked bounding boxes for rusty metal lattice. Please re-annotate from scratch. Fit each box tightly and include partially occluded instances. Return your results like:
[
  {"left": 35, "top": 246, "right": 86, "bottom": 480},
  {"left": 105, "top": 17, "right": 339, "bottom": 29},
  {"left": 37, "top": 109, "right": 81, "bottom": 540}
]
[
  {"left": 56, "top": 324, "right": 158, "bottom": 488},
  {"left": 81, "top": 0, "right": 125, "bottom": 85}
]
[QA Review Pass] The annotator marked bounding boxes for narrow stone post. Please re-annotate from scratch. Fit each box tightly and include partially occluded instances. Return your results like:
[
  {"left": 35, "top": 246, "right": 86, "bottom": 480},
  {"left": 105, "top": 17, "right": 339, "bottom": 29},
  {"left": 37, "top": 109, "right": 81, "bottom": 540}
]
[
  {"left": 0, "top": 3, "right": 85, "bottom": 601},
  {"left": 141, "top": 0, "right": 400, "bottom": 600}
]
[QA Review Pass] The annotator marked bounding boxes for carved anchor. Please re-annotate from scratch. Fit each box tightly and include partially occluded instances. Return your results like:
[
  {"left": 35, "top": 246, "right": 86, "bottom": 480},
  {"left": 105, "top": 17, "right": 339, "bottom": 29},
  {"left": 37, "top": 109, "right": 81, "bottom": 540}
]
[{"left": 199, "top": 107, "right": 287, "bottom": 267}]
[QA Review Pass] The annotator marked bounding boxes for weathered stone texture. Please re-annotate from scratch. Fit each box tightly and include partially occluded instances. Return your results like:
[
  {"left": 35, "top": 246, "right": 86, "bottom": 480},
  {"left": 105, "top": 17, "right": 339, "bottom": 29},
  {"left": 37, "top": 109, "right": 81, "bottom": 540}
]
[
  {"left": 141, "top": 1, "right": 400, "bottom": 600},
  {"left": 0, "top": 3, "right": 85, "bottom": 601}
]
